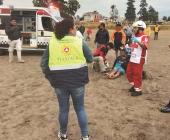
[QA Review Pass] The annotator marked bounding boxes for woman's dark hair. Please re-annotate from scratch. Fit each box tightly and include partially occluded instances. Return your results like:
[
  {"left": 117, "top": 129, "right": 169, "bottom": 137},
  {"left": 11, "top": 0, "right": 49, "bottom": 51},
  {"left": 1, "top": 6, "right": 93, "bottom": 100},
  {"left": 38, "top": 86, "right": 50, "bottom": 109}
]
[
  {"left": 100, "top": 23, "right": 105, "bottom": 28},
  {"left": 136, "top": 27, "right": 144, "bottom": 34},
  {"left": 138, "top": 27, "right": 144, "bottom": 31},
  {"left": 54, "top": 18, "right": 74, "bottom": 40},
  {"left": 10, "top": 17, "right": 17, "bottom": 21}
]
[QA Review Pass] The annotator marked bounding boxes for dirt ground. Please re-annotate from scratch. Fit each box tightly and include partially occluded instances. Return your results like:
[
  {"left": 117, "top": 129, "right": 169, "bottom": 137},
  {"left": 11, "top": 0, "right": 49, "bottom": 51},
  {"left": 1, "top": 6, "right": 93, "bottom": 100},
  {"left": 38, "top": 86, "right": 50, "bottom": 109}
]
[{"left": 0, "top": 31, "right": 170, "bottom": 140}]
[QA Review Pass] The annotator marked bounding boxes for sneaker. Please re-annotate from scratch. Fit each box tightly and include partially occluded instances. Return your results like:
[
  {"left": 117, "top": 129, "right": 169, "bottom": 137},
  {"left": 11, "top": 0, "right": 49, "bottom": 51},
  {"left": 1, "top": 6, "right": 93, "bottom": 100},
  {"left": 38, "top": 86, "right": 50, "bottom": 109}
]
[
  {"left": 160, "top": 102, "right": 170, "bottom": 113},
  {"left": 128, "top": 86, "right": 135, "bottom": 92},
  {"left": 58, "top": 132, "right": 68, "bottom": 140},
  {"left": 160, "top": 106, "right": 170, "bottom": 113},
  {"left": 80, "top": 136, "right": 90, "bottom": 140},
  {"left": 131, "top": 91, "right": 142, "bottom": 96}
]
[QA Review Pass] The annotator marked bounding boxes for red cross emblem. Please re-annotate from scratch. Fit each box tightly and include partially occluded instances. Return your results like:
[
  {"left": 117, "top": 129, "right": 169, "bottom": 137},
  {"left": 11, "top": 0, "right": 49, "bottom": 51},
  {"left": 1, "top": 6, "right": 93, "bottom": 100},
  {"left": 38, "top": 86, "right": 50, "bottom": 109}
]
[{"left": 64, "top": 47, "right": 69, "bottom": 53}]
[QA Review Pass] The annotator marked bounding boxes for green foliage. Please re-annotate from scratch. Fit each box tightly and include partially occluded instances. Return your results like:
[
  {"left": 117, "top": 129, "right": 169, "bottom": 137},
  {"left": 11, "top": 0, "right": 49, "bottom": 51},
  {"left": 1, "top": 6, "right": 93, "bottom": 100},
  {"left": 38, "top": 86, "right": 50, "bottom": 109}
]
[
  {"left": 148, "top": 6, "right": 158, "bottom": 22},
  {"left": 110, "top": 4, "right": 118, "bottom": 20},
  {"left": 138, "top": 0, "right": 148, "bottom": 21},
  {"left": 0, "top": 0, "right": 3, "bottom": 5},
  {"left": 66, "top": 0, "right": 80, "bottom": 16},
  {"left": 125, "top": 0, "right": 136, "bottom": 21},
  {"left": 111, "top": 5, "right": 115, "bottom": 11},
  {"left": 32, "top": 0, "right": 48, "bottom": 7},
  {"left": 163, "top": 16, "right": 168, "bottom": 21},
  {"left": 32, "top": 0, "right": 80, "bottom": 16},
  {"left": 168, "top": 16, "right": 170, "bottom": 21}
]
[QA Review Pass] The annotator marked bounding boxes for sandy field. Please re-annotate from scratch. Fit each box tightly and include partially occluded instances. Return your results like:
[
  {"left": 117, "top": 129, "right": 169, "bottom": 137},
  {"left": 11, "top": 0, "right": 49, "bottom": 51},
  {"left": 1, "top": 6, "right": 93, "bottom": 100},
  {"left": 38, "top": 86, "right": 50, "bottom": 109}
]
[{"left": 0, "top": 31, "right": 170, "bottom": 140}]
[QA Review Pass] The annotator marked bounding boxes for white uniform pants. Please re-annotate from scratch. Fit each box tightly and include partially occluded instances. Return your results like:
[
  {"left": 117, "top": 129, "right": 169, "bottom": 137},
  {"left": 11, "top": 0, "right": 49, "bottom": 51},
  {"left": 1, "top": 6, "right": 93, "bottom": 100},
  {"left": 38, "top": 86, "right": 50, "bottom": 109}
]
[{"left": 8, "top": 39, "right": 22, "bottom": 62}]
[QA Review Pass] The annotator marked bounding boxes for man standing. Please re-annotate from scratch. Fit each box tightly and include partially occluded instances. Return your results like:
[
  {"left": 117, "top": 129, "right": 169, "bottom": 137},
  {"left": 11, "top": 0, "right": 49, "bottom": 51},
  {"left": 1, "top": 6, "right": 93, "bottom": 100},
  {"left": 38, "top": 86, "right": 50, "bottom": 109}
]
[
  {"left": 153, "top": 23, "right": 160, "bottom": 40},
  {"left": 5, "top": 18, "right": 24, "bottom": 63},
  {"left": 78, "top": 22, "right": 85, "bottom": 35},
  {"left": 111, "top": 23, "right": 126, "bottom": 58},
  {"left": 94, "top": 23, "right": 110, "bottom": 48}
]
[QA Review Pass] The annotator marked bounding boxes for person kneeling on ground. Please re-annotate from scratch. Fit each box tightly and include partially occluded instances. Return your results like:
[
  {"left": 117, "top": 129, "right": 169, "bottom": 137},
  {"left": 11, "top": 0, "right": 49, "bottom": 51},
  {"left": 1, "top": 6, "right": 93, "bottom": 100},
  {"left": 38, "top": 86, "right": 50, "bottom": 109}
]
[
  {"left": 160, "top": 101, "right": 170, "bottom": 113},
  {"left": 106, "top": 49, "right": 128, "bottom": 79},
  {"left": 93, "top": 42, "right": 114, "bottom": 73}
]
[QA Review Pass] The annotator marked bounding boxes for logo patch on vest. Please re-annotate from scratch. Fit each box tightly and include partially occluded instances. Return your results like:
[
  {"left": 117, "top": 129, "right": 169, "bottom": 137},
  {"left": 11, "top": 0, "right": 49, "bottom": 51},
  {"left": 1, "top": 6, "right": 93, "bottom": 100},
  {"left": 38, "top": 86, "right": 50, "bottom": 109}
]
[{"left": 64, "top": 47, "right": 70, "bottom": 53}]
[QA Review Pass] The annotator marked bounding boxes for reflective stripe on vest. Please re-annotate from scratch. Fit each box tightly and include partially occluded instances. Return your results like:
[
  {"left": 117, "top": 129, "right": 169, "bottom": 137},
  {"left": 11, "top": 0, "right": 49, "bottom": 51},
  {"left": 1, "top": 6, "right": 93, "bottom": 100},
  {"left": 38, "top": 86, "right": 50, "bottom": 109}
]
[{"left": 49, "top": 34, "right": 87, "bottom": 71}]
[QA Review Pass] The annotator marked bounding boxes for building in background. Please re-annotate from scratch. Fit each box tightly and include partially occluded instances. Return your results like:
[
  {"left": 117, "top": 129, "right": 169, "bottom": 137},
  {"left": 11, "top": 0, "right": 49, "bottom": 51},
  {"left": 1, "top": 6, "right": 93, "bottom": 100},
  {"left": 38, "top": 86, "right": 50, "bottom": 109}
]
[{"left": 83, "top": 11, "right": 102, "bottom": 22}]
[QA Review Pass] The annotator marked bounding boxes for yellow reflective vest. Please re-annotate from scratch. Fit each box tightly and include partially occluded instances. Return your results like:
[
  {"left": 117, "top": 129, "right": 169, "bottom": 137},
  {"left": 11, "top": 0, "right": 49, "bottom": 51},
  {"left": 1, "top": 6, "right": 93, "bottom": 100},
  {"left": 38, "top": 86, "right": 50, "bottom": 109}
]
[
  {"left": 49, "top": 34, "right": 87, "bottom": 71},
  {"left": 145, "top": 27, "right": 151, "bottom": 37},
  {"left": 154, "top": 26, "right": 159, "bottom": 32}
]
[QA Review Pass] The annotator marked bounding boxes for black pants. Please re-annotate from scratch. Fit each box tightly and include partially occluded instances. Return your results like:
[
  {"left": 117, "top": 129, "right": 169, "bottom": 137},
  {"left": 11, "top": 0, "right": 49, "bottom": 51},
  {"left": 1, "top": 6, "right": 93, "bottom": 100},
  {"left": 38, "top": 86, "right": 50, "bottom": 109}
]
[
  {"left": 154, "top": 32, "right": 158, "bottom": 40},
  {"left": 126, "top": 35, "right": 132, "bottom": 44}
]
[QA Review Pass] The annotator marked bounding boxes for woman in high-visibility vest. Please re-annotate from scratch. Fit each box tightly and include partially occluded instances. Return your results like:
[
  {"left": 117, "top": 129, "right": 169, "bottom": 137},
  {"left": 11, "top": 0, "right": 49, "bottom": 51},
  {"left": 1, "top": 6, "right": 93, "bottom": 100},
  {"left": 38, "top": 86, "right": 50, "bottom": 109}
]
[
  {"left": 126, "top": 21, "right": 149, "bottom": 96},
  {"left": 41, "top": 18, "right": 93, "bottom": 140}
]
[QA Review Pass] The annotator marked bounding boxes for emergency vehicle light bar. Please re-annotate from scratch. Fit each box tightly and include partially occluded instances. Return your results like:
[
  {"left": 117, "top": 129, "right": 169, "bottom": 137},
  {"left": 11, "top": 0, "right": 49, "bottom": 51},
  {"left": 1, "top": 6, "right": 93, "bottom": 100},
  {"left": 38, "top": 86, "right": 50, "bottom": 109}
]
[
  {"left": 36, "top": 10, "right": 50, "bottom": 16},
  {"left": 0, "top": 8, "right": 11, "bottom": 15}
]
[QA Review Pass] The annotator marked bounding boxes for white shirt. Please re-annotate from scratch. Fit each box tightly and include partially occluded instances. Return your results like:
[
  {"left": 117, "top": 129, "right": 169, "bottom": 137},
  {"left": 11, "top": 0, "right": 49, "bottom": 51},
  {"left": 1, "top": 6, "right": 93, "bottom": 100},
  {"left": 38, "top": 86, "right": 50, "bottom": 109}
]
[{"left": 76, "top": 30, "right": 84, "bottom": 40}]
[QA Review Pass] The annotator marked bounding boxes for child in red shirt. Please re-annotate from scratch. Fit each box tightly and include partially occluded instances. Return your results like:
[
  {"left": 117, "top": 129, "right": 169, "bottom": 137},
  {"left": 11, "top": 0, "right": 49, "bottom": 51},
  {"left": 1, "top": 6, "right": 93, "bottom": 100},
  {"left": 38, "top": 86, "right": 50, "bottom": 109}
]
[{"left": 85, "top": 27, "right": 93, "bottom": 41}]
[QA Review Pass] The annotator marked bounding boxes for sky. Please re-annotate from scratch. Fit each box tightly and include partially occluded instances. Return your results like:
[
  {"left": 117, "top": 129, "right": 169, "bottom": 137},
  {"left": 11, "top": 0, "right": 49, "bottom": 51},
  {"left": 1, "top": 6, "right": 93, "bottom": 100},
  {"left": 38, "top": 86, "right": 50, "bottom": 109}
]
[{"left": 2, "top": 0, "right": 170, "bottom": 18}]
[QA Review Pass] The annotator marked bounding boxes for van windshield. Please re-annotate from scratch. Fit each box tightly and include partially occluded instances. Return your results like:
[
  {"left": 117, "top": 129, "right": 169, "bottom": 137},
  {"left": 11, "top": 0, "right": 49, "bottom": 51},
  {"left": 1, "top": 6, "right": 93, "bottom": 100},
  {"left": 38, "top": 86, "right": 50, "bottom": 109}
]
[
  {"left": 42, "top": 17, "right": 55, "bottom": 32},
  {"left": 0, "top": 16, "right": 10, "bottom": 30}
]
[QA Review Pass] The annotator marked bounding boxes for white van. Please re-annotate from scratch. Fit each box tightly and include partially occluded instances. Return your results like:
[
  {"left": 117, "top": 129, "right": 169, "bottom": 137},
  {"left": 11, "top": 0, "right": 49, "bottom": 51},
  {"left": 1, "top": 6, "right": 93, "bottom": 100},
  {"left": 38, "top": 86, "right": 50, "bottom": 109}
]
[{"left": 0, "top": 6, "right": 62, "bottom": 52}]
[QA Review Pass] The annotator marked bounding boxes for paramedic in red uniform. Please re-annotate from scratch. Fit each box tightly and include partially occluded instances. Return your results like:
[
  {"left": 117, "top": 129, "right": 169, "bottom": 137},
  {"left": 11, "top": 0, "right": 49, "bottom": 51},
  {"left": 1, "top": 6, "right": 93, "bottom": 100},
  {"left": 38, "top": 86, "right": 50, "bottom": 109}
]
[{"left": 126, "top": 21, "right": 149, "bottom": 96}]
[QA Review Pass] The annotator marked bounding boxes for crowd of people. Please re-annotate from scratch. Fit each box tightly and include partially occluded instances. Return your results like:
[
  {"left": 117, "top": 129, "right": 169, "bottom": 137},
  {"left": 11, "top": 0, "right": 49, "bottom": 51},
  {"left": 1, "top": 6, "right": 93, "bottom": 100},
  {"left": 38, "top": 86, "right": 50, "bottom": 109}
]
[
  {"left": 4, "top": 17, "right": 169, "bottom": 140},
  {"left": 40, "top": 18, "right": 170, "bottom": 140}
]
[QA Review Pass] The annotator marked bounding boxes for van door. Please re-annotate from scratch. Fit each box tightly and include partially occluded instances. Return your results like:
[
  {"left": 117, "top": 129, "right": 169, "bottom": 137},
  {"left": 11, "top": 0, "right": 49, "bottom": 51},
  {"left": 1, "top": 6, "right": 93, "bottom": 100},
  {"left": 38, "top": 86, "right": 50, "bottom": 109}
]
[
  {"left": 37, "top": 14, "right": 55, "bottom": 49},
  {"left": 0, "top": 8, "right": 11, "bottom": 48}
]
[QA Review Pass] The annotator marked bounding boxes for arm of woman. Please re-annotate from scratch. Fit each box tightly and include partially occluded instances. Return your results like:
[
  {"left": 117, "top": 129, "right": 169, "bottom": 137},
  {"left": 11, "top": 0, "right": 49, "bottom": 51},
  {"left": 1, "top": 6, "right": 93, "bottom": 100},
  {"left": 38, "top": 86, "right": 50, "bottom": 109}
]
[{"left": 82, "top": 41, "right": 93, "bottom": 63}]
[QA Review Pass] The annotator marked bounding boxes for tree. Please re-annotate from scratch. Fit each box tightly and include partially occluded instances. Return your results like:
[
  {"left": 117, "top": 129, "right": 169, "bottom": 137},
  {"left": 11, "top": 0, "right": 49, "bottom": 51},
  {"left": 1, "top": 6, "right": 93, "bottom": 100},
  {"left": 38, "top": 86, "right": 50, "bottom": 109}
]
[
  {"left": 32, "top": 0, "right": 48, "bottom": 7},
  {"left": 125, "top": 0, "right": 136, "bottom": 21},
  {"left": 0, "top": 0, "right": 3, "bottom": 5},
  {"left": 148, "top": 6, "right": 159, "bottom": 22},
  {"left": 163, "top": 16, "right": 167, "bottom": 21},
  {"left": 168, "top": 16, "right": 170, "bottom": 21},
  {"left": 65, "top": 0, "right": 80, "bottom": 16},
  {"left": 32, "top": 0, "right": 80, "bottom": 16},
  {"left": 110, "top": 4, "right": 119, "bottom": 21},
  {"left": 138, "top": 0, "right": 148, "bottom": 21}
]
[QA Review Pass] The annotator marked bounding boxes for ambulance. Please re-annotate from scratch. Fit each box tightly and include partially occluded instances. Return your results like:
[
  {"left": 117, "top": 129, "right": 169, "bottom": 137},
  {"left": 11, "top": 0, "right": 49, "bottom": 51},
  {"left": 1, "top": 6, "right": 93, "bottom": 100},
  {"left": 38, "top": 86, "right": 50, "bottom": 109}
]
[{"left": 0, "top": 5, "right": 62, "bottom": 53}]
